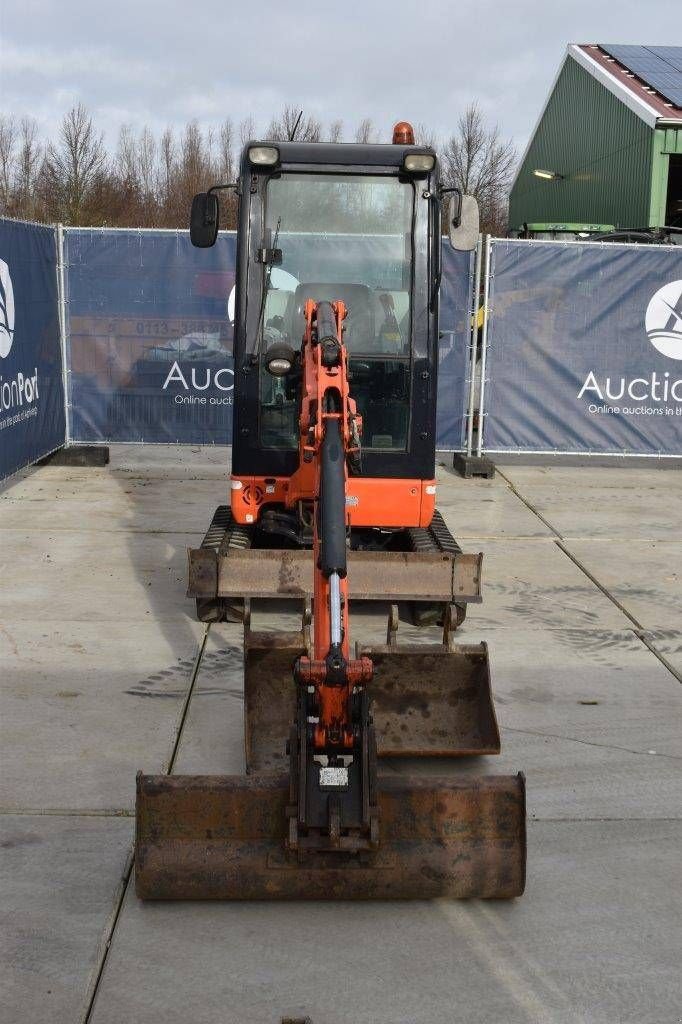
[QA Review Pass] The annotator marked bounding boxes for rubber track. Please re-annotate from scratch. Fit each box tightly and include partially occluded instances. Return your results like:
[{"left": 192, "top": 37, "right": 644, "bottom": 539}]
[
  {"left": 199, "top": 506, "right": 461, "bottom": 559},
  {"left": 199, "top": 505, "right": 252, "bottom": 553},
  {"left": 406, "top": 509, "right": 462, "bottom": 556}
]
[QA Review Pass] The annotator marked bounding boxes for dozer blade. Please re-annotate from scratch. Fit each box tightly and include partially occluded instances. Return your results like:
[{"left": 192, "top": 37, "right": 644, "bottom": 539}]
[
  {"left": 135, "top": 772, "right": 526, "bottom": 900},
  {"left": 188, "top": 543, "right": 483, "bottom": 604},
  {"left": 244, "top": 632, "right": 499, "bottom": 772}
]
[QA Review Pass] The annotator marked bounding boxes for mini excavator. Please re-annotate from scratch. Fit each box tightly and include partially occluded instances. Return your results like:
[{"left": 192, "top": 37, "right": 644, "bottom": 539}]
[{"left": 135, "top": 123, "right": 526, "bottom": 899}]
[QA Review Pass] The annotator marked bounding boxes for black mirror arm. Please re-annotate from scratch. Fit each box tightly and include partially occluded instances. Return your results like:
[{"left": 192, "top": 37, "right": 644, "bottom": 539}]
[
  {"left": 439, "top": 186, "right": 463, "bottom": 229},
  {"left": 207, "top": 182, "right": 239, "bottom": 196}
]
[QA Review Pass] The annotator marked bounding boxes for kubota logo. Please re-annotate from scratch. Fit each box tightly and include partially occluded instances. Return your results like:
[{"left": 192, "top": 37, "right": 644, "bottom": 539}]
[
  {"left": 0, "top": 259, "right": 15, "bottom": 359},
  {"left": 645, "top": 280, "right": 682, "bottom": 360}
]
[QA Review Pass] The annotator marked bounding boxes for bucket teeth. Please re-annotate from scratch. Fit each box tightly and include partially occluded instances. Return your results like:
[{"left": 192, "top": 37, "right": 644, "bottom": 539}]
[{"left": 135, "top": 772, "right": 526, "bottom": 900}]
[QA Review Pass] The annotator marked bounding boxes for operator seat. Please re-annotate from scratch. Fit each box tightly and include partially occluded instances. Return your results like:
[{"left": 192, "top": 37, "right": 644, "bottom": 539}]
[{"left": 286, "top": 282, "right": 375, "bottom": 352}]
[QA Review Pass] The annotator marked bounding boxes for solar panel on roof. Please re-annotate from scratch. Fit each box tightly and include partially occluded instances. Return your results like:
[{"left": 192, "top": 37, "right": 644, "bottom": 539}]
[
  {"left": 649, "top": 46, "right": 682, "bottom": 75},
  {"left": 599, "top": 43, "right": 682, "bottom": 108}
]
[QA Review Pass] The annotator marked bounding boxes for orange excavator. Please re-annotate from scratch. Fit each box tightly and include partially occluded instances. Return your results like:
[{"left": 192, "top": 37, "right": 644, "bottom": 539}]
[{"left": 135, "top": 124, "right": 525, "bottom": 899}]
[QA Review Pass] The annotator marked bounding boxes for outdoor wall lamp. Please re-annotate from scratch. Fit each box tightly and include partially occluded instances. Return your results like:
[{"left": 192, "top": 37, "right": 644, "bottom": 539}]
[{"left": 533, "top": 168, "right": 566, "bottom": 181}]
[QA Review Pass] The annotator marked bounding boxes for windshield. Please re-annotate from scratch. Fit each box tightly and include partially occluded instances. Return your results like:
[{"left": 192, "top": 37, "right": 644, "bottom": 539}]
[{"left": 258, "top": 173, "right": 414, "bottom": 451}]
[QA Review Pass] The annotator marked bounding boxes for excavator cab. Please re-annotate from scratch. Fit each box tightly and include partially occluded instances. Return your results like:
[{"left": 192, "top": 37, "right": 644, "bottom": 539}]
[
  {"left": 135, "top": 126, "right": 526, "bottom": 901},
  {"left": 234, "top": 161, "right": 424, "bottom": 475},
  {"left": 187, "top": 138, "right": 482, "bottom": 617}
]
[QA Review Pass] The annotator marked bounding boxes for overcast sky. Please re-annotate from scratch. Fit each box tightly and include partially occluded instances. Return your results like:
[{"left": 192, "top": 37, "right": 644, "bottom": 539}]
[{"left": 1, "top": 0, "right": 679, "bottom": 155}]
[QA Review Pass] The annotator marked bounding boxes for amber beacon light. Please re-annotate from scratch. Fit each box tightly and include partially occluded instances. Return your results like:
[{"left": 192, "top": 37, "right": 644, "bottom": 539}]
[{"left": 392, "top": 121, "right": 415, "bottom": 145}]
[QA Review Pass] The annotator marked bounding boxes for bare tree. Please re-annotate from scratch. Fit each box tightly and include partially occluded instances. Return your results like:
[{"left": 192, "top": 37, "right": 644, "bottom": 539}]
[
  {"left": 354, "top": 118, "right": 377, "bottom": 144},
  {"left": 0, "top": 99, "right": 518, "bottom": 232},
  {"left": 414, "top": 123, "right": 437, "bottom": 149},
  {"left": 113, "top": 124, "right": 159, "bottom": 226},
  {"left": 266, "top": 105, "right": 322, "bottom": 142},
  {"left": 0, "top": 116, "right": 16, "bottom": 212},
  {"left": 328, "top": 119, "right": 343, "bottom": 143},
  {"left": 239, "top": 116, "right": 255, "bottom": 149},
  {"left": 159, "top": 128, "right": 175, "bottom": 202},
  {"left": 441, "top": 103, "right": 516, "bottom": 235},
  {"left": 218, "top": 119, "right": 235, "bottom": 181},
  {"left": 14, "top": 118, "right": 43, "bottom": 220},
  {"left": 264, "top": 112, "right": 278, "bottom": 141},
  {"left": 91, "top": 124, "right": 135, "bottom": 226},
  {"left": 138, "top": 127, "right": 157, "bottom": 194},
  {"left": 301, "top": 116, "right": 322, "bottom": 143},
  {"left": 265, "top": 105, "right": 295, "bottom": 141},
  {"left": 155, "top": 120, "right": 217, "bottom": 226},
  {"left": 178, "top": 121, "right": 214, "bottom": 192},
  {"left": 216, "top": 119, "right": 238, "bottom": 228},
  {"left": 116, "top": 125, "right": 138, "bottom": 186},
  {"left": 41, "top": 103, "right": 107, "bottom": 223}
]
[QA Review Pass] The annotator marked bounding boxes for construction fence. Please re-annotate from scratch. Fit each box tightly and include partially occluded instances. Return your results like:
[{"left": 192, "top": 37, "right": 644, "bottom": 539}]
[
  {"left": 0, "top": 218, "right": 66, "bottom": 480},
  {"left": 481, "top": 237, "right": 682, "bottom": 458},
  {"left": 63, "top": 228, "right": 474, "bottom": 449},
  {"left": 1, "top": 217, "right": 682, "bottom": 482}
]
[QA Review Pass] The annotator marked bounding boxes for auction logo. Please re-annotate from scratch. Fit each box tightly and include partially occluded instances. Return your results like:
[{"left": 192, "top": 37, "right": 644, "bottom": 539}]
[
  {"left": 645, "top": 280, "right": 682, "bottom": 359},
  {"left": 0, "top": 259, "right": 15, "bottom": 359}
]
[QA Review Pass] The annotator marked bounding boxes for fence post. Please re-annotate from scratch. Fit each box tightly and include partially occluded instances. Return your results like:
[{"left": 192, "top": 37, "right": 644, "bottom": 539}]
[
  {"left": 56, "top": 222, "right": 70, "bottom": 445},
  {"left": 476, "top": 234, "right": 492, "bottom": 459},
  {"left": 40, "top": 222, "right": 110, "bottom": 467},
  {"left": 465, "top": 236, "right": 482, "bottom": 457},
  {"left": 452, "top": 234, "right": 495, "bottom": 478}
]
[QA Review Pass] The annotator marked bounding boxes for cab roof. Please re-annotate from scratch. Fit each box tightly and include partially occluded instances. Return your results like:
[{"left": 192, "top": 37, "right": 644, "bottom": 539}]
[{"left": 242, "top": 140, "right": 435, "bottom": 169}]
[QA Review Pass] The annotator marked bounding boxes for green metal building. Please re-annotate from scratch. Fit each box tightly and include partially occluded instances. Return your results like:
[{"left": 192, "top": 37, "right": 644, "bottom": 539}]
[{"left": 509, "top": 44, "right": 682, "bottom": 236}]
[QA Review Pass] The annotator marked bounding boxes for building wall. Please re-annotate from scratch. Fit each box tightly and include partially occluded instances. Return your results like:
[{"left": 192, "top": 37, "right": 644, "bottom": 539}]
[
  {"left": 652, "top": 127, "right": 682, "bottom": 227},
  {"left": 509, "top": 55, "right": 653, "bottom": 230}
]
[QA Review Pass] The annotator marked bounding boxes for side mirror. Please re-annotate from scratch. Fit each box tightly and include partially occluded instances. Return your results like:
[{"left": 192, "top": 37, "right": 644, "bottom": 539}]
[
  {"left": 448, "top": 193, "right": 479, "bottom": 251},
  {"left": 190, "top": 192, "right": 219, "bottom": 248}
]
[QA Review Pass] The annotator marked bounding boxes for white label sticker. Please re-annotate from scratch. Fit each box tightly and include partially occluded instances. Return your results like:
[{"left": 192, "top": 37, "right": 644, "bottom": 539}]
[{"left": 319, "top": 766, "right": 349, "bottom": 788}]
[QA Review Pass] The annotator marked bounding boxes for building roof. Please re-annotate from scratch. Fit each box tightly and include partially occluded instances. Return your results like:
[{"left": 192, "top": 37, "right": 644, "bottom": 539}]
[
  {"left": 511, "top": 43, "right": 682, "bottom": 191},
  {"left": 600, "top": 45, "right": 682, "bottom": 107},
  {"left": 572, "top": 44, "right": 682, "bottom": 126}
]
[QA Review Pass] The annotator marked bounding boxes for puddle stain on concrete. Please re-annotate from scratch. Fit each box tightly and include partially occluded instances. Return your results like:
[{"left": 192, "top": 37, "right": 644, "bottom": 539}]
[{"left": 1, "top": 833, "right": 43, "bottom": 849}]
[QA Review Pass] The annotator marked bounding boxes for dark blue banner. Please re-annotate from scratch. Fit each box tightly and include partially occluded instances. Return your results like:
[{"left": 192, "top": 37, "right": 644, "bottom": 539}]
[
  {"left": 65, "top": 229, "right": 236, "bottom": 444},
  {"left": 65, "top": 230, "right": 472, "bottom": 449},
  {"left": 0, "top": 218, "right": 65, "bottom": 480},
  {"left": 439, "top": 247, "right": 474, "bottom": 449},
  {"left": 484, "top": 239, "right": 682, "bottom": 455}
]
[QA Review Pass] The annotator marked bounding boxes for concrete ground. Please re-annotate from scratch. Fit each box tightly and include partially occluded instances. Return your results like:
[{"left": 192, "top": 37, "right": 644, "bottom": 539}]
[{"left": 1, "top": 446, "right": 680, "bottom": 1024}]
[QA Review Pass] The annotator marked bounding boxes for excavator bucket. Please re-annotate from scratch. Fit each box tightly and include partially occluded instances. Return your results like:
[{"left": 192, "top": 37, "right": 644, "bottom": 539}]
[
  {"left": 362, "top": 641, "right": 499, "bottom": 757},
  {"left": 135, "top": 772, "right": 526, "bottom": 899},
  {"left": 244, "top": 624, "right": 499, "bottom": 773}
]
